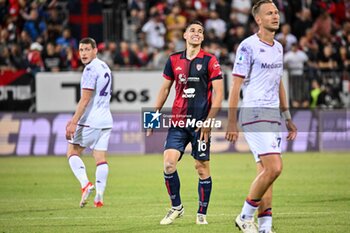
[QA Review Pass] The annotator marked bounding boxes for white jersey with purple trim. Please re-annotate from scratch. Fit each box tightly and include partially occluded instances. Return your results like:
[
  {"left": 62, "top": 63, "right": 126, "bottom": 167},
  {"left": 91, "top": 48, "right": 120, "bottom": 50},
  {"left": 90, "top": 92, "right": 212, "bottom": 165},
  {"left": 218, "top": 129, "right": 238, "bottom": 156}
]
[
  {"left": 78, "top": 58, "right": 113, "bottom": 129},
  {"left": 232, "top": 34, "right": 283, "bottom": 108}
]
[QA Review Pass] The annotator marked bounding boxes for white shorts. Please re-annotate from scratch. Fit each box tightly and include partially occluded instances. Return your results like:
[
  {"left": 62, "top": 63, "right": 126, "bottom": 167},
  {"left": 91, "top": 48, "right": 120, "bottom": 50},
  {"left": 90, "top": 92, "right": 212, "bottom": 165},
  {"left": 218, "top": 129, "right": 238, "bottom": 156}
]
[
  {"left": 69, "top": 126, "right": 112, "bottom": 151},
  {"left": 242, "top": 122, "right": 282, "bottom": 162}
]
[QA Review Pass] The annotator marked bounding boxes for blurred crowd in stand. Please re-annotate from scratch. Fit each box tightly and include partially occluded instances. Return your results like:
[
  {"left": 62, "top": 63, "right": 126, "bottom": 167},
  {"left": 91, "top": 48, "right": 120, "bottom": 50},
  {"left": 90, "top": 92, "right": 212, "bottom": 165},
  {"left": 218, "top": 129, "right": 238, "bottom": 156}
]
[{"left": 0, "top": 0, "right": 349, "bottom": 108}]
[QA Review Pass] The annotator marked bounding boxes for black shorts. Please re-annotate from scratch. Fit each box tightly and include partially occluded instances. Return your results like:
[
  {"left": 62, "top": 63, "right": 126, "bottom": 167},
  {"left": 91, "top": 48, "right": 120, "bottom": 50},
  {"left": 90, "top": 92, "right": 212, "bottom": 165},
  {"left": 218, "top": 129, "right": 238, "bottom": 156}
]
[{"left": 164, "top": 127, "right": 210, "bottom": 161}]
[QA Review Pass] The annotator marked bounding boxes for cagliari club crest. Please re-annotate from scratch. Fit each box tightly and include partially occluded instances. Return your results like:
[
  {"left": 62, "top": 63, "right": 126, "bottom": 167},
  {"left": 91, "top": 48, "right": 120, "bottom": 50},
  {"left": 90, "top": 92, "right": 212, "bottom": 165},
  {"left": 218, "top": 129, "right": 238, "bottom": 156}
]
[{"left": 196, "top": 64, "right": 202, "bottom": 71}]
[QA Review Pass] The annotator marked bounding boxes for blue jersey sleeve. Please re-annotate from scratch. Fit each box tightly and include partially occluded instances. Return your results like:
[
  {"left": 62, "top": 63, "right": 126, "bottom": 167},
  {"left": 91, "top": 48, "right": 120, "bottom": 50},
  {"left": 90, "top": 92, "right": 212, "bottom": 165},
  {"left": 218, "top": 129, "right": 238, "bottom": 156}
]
[{"left": 163, "top": 57, "right": 174, "bottom": 80}]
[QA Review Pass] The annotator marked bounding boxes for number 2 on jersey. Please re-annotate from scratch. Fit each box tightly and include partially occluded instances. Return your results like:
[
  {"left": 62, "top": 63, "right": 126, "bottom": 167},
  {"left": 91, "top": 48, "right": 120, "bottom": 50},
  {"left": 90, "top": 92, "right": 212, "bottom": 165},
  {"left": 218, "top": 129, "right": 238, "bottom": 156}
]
[{"left": 100, "top": 72, "right": 111, "bottom": 96}]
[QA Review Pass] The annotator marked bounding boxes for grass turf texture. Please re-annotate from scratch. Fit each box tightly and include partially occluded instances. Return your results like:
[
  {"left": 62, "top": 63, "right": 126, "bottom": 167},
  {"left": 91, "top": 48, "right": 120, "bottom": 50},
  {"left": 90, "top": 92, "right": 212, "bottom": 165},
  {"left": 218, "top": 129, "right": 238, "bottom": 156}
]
[{"left": 0, "top": 152, "right": 349, "bottom": 233}]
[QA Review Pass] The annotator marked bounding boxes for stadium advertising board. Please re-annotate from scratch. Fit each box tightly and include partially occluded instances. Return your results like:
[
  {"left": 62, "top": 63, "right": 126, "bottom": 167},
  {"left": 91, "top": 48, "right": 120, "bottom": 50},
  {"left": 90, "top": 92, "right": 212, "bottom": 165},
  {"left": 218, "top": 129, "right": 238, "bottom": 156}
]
[
  {"left": 0, "top": 113, "right": 143, "bottom": 156},
  {"left": 35, "top": 71, "right": 176, "bottom": 112},
  {"left": 319, "top": 110, "right": 350, "bottom": 151},
  {"left": 0, "top": 70, "right": 35, "bottom": 112},
  {"left": 1, "top": 111, "right": 348, "bottom": 156},
  {"left": 35, "top": 70, "right": 288, "bottom": 112}
]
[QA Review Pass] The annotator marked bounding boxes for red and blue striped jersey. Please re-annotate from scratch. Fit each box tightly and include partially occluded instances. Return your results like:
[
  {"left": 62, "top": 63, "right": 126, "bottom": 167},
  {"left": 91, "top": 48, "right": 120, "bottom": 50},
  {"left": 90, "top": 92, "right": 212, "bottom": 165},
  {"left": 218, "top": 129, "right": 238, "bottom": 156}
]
[{"left": 163, "top": 49, "right": 222, "bottom": 123}]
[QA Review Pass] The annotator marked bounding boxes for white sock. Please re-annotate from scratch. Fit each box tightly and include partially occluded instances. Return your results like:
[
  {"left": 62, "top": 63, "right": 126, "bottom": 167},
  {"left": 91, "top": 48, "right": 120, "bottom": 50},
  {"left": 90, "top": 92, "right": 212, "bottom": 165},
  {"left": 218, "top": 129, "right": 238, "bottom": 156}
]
[
  {"left": 240, "top": 199, "right": 260, "bottom": 220},
  {"left": 258, "top": 216, "right": 272, "bottom": 232},
  {"left": 172, "top": 204, "right": 183, "bottom": 210},
  {"left": 95, "top": 162, "right": 109, "bottom": 201},
  {"left": 68, "top": 155, "right": 89, "bottom": 188}
]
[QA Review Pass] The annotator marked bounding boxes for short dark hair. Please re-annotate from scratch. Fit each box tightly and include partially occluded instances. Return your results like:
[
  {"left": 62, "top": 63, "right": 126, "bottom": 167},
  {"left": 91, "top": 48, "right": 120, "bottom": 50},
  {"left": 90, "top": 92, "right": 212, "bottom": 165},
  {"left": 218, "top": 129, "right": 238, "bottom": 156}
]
[
  {"left": 185, "top": 20, "right": 204, "bottom": 31},
  {"left": 79, "top": 37, "right": 97, "bottom": 48},
  {"left": 251, "top": 0, "right": 273, "bottom": 17}
]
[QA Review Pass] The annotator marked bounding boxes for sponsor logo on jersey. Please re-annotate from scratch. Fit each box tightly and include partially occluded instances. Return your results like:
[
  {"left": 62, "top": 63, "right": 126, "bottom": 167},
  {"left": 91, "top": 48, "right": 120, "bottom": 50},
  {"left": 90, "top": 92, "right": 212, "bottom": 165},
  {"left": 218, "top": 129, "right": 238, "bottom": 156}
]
[
  {"left": 261, "top": 63, "right": 282, "bottom": 69},
  {"left": 187, "top": 76, "right": 199, "bottom": 82},
  {"left": 182, "top": 88, "right": 195, "bottom": 98},
  {"left": 178, "top": 74, "right": 187, "bottom": 84}
]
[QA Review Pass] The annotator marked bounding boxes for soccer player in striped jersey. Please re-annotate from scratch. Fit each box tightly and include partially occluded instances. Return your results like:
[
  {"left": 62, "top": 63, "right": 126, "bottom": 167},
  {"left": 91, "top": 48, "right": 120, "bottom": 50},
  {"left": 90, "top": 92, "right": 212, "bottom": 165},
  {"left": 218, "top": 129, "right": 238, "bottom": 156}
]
[
  {"left": 65, "top": 37, "right": 113, "bottom": 208},
  {"left": 147, "top": 21, "right": 224, "bottom": 225},
  {"left": 225, "top": 1, "right": 297, "bottom": 232}
]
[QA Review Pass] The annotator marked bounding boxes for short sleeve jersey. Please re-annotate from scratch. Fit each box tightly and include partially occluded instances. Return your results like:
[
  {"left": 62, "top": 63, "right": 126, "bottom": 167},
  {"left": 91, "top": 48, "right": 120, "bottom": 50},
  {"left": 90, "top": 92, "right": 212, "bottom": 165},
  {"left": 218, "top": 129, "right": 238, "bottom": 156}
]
[
  {"left": 163, "top": 49, "right": 222, "bottom": 122},
  {"left": 79, "top": 58, "right": 113, "bottom": 128},
  {"left": 232, "top": 34, "right": 283, "bottom": 108}
]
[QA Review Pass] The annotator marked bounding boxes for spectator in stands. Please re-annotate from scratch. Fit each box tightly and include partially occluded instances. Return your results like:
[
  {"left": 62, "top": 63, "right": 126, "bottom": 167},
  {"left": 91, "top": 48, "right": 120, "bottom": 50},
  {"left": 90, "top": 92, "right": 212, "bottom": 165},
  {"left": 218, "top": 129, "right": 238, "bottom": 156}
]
[
  {"left": 42, "top": 42, "right": 63, "bottom": 72},
  {"left": 225, "top": 24, "right": 246, "bottom": 55},
  {"left": 125, "top": 8, "right": 145, "bottom": 43},
  {"left": 56, "top": 28, "right": 77, "bottom": 51},
  {"left": 192, "top": 0, "right": 209, "bottom": 21},
  {"left": 276, "top": 24, "right": 297, "bottom": 52},
  {"left": 141, "top": 11, "right": 166, "bottom": 52},
  {"left": 204, "top": 10, "right": 226, "bottom": 40},
  {"left": 169, "top": 31, "right": 186, "bottom": 52},
  {"left": 318, "top": 43, "right": 338, "bottom": 72},
  {"left": 165, "top": 3, "right": 186, "bottom": 42},
  {"left": 18, "top": 30, "right": 32, "bottom": 51},
  {"left": 210, "top": 0, "right": 231, "bottom": 22},
  {"left": 63, "top": 46, "right": 80, "bottom": 71},
  {"left": 21, "top": 7, "right": 46, "bottom": 42},
  {"left": 181, "top": 0, "right": 199, "bottom": 23},
  {"left": 151, "top": 41, "right": 175, "bottom": 69},
  {"left": 292, "top": 8, "right": 313, "bottom": 40},
  {"left": 311, "top": 9, "right": 332, "bottom": 40},
  {"left": 46, "top": 7, "right": 65, "bottom": 42},
  {"left": 0, "top": 27, "right": 9, "bottom": 45},
  {"left": 231, "top": 0, "right": 252, "bottom": 26},
  {"left": 9, "top": 43, "right": 29, "bottom": 70},
  {"left": 114, "top": 41, "right": 140, "bottom": 68},
  {"left": 309, "top": 79, "right": 322, "bottom": 109},
  {"left": 317, "top": 83, "right": 342, "bottom": 108},
  {"left": 284, "top": 43, "right": 309, "bottom": 108},
  {"left": 299, "top": 28, "right": 319, "bottom": 67},
  {"left": 130, "top": 42, "right": 152, "bottom": 67},
  {"left": 273, "top": 0, "right": 292, "bottom": 24},
  {"left": 0, "top": 46, "right": 15, "bottom": 71},
  {"left": 340, "top": 39, "right": 350, "bottom": 71},
  {"left": 27, "top": 42, "right": 44, "bottom": 74},
  {"left": 6, "top": 15, "right": 18, "bottom": 44},
  {"left": 98, "top": 41, "right": 117, "bottom": 68}
]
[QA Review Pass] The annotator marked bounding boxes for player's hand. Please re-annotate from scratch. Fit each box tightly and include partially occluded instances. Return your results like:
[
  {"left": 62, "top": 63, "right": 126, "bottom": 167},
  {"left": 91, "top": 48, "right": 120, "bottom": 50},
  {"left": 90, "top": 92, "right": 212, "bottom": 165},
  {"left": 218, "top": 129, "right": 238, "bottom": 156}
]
[
  {"left": 199, "top": 126, "right": 211, "bottom": 143},
  {"left": 225, "top": 122, "right": 239, "bottom": 143},
  {"left": 146, "top": 128, "right": 153, "bottom": 137},
  {"left": 65, "top": 120, "right": 77, "bottom": 140},
  {"left": 285, "top": 119, "right": 297, "bottom": 140}
]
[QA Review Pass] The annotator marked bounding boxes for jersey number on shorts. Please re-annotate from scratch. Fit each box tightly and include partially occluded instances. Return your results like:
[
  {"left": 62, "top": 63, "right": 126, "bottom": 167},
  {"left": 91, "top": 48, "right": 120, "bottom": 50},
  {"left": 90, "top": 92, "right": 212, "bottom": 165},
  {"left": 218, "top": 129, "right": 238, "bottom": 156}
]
[
  {"left": 197, "top": 140, "right": 207, "bottom": 152},
  {"left": 100, "top": 72, "right": 111, "bottom": 96},
  {"left": 277, "top": 137, "right": 281, "bottom": 147}
]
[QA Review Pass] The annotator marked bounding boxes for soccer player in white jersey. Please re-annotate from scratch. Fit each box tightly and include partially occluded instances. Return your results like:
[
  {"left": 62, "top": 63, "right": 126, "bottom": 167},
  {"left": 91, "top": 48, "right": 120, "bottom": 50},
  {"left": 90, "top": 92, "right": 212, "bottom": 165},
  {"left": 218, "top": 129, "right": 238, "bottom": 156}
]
[
  {"left": 65, "top": 37, "right": 113, "bottom": 208},
  {"left": 225, "top": 1, "right": 297, "bottom": 232}
]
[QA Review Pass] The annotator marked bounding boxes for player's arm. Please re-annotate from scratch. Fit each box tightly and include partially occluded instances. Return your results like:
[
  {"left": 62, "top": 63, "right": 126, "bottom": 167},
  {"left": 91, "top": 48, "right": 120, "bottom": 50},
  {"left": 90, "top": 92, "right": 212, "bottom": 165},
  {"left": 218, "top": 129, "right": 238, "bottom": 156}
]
[
  {"left": 279, "top": 81, "right": 297, "bottom": 140},
  {"left": 225, "top": 76, "right": 244, "bottom": 143},
  {"left": 146, "top": 78, "right": 174, "bottom": 136},
  {"left": 200, "top": 78, "right": 224, "bottom": 142},
  {"left": 154, "top": 78, "right": 174, "bottom": 111},
  {"left": 207, "top": 79, "right": 224, "bottom": 120},
  {"left": 66, "top": 89, "right": 93, "bottom": 140}
]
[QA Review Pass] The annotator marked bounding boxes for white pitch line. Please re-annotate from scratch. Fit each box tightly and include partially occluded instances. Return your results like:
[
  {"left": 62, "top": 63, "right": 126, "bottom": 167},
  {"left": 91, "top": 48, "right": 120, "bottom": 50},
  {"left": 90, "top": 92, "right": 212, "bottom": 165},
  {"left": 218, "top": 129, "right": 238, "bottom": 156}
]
[{"left": 0, "top": 211, "right": 349, "bottom": 221}]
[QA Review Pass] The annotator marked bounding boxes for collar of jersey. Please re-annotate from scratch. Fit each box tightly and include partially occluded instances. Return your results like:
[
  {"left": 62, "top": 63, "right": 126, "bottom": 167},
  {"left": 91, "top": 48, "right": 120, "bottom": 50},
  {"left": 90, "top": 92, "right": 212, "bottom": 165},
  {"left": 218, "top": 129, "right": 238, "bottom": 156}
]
[{"left": 180, "top": 49, "right": 205, "bottom": 60}]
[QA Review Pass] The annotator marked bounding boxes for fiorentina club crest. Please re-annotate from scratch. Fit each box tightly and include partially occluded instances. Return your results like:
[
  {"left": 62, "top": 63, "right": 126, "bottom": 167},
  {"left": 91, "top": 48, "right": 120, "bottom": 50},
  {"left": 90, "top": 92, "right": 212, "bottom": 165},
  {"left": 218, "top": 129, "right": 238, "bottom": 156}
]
[{"left": 196, "top": 64, "right": 202, "bottom": 71}]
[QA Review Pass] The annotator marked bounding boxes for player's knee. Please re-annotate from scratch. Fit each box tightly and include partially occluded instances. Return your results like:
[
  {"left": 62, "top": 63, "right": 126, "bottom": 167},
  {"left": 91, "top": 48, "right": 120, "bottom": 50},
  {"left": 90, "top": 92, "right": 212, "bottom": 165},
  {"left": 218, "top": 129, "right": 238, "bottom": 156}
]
[
  {"left": 267, "top": 166, "right": 282, "bottom": 180},
  {"left": 164, "top": 161, "right": 176, "bottom": 174},
  {"left": 195, "top": 163, "right": 209, "bottom": 177}
]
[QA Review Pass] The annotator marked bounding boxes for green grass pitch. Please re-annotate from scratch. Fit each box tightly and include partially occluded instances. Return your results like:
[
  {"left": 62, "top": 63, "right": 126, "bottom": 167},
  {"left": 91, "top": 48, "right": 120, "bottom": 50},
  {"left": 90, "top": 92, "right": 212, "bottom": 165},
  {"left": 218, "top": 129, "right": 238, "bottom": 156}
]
[{"left": 0, "top": 152, "right": 349, "bottom": 233}]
